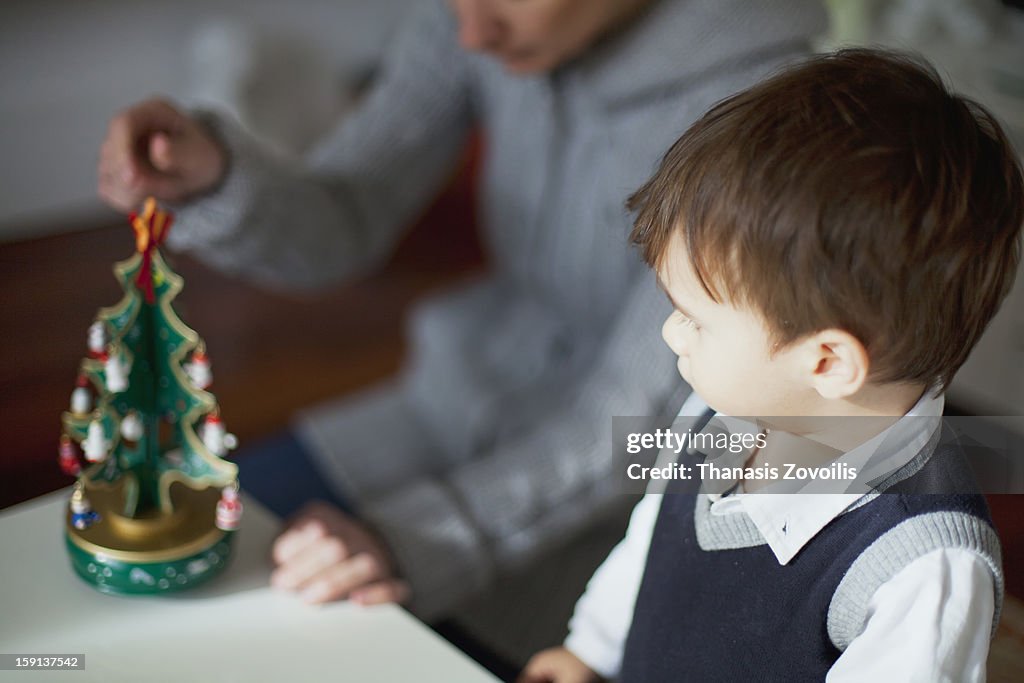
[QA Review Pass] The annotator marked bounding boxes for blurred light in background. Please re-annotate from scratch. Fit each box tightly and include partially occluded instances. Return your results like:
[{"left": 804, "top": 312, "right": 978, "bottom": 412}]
[{"left": 823, "top": 0, "right": 1024, "bottom": 150}]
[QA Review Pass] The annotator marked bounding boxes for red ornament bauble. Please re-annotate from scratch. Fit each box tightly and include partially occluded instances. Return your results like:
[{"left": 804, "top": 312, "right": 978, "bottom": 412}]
[{"left": 58, "top": 435, "right": 81, "bottom": 476}]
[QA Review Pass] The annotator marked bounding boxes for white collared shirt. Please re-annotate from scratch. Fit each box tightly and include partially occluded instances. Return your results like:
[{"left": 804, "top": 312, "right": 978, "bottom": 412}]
[{"left": 564, "top": 392, "right": 995, "bottom": 681}]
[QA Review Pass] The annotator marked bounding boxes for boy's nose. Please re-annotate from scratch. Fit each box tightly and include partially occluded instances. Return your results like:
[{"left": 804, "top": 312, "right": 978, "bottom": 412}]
[{"left": 661, "top": 313, "right": 688, "bottom": 357}]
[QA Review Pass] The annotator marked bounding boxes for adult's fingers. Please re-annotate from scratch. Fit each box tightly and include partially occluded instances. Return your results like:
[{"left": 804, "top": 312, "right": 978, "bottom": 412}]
[
  {"left": 270, "top": 534, "right": 352, "bottom": 591},
  {"left": 298, "top": 552, "right": 385, "bottom": 604},
  {"left": 271, "top": 518, "right": 329, "bottom": 567},
  {"left": 98, "top": 134, "right": 143, "bottom": 212},
  {"left": 105, "top": 99, "right": 184, "bottom": 182},
  {"left": 97, "top": 168, "right": 137, "bottom": 214},
  {"left": 98, "top": 98, "right": 199, "bottom": 210},
  {"left": 149, "top": 132, "right": 176, "bottom": 173},
  {"left": 349, "top": 578, "right": 411, "bottom": 606}
]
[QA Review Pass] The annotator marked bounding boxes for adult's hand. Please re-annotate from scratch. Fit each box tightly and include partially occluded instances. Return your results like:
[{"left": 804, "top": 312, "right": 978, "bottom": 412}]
[
  {"left": 270, "top": 501, "right": 410, "bottom": 606},
  {"left": 97, "top": 97, "right": 228, "bottom": 213}
]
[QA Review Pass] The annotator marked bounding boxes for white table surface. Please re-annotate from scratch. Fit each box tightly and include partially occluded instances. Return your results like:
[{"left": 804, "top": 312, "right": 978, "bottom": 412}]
[{"left": 0, "top": 489, "right": 499, "bottom": 683}]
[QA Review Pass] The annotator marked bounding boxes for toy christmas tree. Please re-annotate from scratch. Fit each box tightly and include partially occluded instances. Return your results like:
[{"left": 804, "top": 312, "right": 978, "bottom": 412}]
[{"left": 59, "top": 198, "right": 242, "bottom": 594}]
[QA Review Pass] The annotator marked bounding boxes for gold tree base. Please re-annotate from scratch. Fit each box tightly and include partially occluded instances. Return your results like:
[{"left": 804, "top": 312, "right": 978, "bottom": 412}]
[{"left": 65, "top": 481, "right": 234, "bottom": 594}]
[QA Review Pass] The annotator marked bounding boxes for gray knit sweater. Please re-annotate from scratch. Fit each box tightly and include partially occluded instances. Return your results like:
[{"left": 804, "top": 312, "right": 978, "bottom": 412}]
[{"left": 167, "top": 0, "right": 827, "bottom": 619}]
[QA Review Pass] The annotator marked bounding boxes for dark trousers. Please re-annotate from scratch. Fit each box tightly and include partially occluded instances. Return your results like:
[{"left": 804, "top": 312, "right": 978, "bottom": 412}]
[{"left": 238, "top": 429, "right": 354, "bottom": 519}]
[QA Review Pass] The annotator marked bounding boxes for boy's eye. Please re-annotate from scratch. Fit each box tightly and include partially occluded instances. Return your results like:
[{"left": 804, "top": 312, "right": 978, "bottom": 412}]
[{"left": 675, "top": 310, "right": 699, "bottom": 331}]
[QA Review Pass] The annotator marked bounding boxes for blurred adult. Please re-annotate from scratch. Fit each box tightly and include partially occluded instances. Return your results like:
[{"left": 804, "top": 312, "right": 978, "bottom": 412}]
[{"left": 98, "top": 0, "right": 825, "bottom": 644}]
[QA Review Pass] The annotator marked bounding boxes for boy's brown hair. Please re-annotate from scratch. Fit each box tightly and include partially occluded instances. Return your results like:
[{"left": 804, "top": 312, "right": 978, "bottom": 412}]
[{"left": 629, "top": 48, "right": 1023, "bottom": 390}]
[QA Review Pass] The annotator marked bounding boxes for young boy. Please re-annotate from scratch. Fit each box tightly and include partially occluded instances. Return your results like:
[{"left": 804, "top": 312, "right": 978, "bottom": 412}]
[{"left": 519, "top": 49, "right": 1023, "bottom": 682}]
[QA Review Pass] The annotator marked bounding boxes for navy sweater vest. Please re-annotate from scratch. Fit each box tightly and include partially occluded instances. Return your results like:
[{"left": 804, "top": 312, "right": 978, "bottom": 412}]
[{"left": 618, "top": 428, "right": 995, "bottom": 682}]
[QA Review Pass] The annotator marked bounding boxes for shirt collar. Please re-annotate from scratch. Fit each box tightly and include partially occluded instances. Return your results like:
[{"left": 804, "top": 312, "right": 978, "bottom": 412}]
[{"left": 686, "top": 390, "right": 944, "bottom": 565}]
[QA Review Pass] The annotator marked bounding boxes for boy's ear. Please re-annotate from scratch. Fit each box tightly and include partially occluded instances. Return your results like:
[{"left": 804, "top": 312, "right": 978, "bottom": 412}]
[{"left": 798, "top": 329, "right": 869, "bottom": 400}]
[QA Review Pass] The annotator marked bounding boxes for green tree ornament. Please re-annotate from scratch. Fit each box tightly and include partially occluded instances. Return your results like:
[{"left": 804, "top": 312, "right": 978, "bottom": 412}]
[{"left": 60, "top": 198, "right": 241, "bottom": 595}]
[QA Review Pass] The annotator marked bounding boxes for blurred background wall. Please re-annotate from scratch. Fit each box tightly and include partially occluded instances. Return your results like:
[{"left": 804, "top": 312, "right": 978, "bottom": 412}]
[
  {"left": 0, "top": 0, "right": 415, "bottom": 239},
  {"left": 822, "top": 0, "right": 1024, "bottom": 418}
]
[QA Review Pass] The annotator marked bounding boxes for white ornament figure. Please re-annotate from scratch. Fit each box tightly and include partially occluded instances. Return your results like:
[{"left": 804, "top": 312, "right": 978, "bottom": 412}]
[
  {"left": 200, "top": 412, "right": 237, "bottom": 457},
  {"left": 70, "top": 375, "right": 92, "bottom": 415},
  {"left": 87, "top": 321, "right": 107, "bottom": 358},
  {"left": 105, "top": 351, "right": 129, "bottom": 393},
  {"left": 215, "top": 484, "right": 243, "bottom": 531},
  {"left": 185, "top": 349, "right": 213, "bottom": 389},
  {"left": 120, "top": 411, "right": 143, "bottom": 443},
  {"left": 70, "top": 485, "right": 100, "bottom": 530},
  {"left": 82, "top": 419, "right": 111, "bottom": 463}
]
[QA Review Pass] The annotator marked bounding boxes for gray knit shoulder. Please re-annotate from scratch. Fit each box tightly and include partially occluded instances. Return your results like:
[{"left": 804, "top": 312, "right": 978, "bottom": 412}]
[{"left": 827, "top": 510, "right": 1004, "bottom": 651}]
